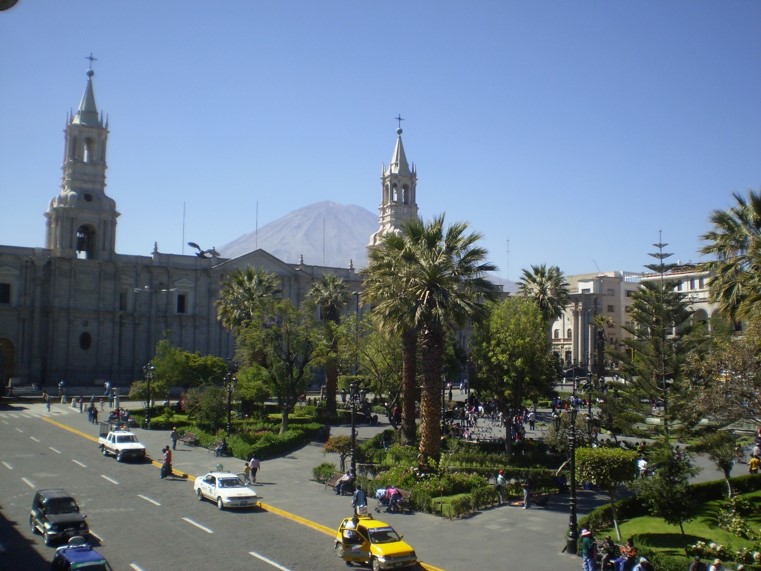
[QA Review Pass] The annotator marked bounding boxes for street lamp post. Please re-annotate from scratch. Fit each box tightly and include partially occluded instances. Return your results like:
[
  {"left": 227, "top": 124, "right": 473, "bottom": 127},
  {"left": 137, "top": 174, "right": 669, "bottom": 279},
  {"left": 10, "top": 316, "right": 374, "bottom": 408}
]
[
  {"left": 349, "top": 381, "right": 358, "bottom": 476},
  {"left": 225, "top": 360, "right": 238, "bottom": 434},
  {"left": 554, "top": 391, "right": 579, "bottom": 555},
  {"left": 142, "top": 362, "right": 155, "bottom": 429}
]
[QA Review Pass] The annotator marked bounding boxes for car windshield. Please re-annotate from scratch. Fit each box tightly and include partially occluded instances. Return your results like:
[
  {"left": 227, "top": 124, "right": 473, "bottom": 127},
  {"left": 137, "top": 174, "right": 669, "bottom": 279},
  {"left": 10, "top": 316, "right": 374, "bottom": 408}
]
[
  {"left": 218, "top": 477, "right": 244, "bottom": 488},
  {"left": 367, "top": 527, "right": 401, "bottom": 544},
  {"left": 47, "top": 499, "right": 79, "bottom": 514},
  {"left": 116, "top": 435, "right": 136, "bottom": 443}
]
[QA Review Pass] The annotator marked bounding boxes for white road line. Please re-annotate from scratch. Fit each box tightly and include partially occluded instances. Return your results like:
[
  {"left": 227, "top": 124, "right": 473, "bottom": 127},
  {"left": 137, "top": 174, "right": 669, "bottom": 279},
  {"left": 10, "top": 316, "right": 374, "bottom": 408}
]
[
  {"left": 137, "top": 494, "right": 161, "bottom": 506},
  {"left": 14, "top": 427, "right": 23, "bottom": 433},
  {"left": 49, "top": 447, "right": 62, "bottom": 454},
  {"left": 21, "top": 477, "right": 35, "bottom": 489},
  {"left": 30, "top": 436, "right": 40, "bottom": 442},
  {"left": 1, "top": 461, "right": 12, "bottom": 470},
  {"left": 182, "top": 517, "right": 214, "bottom": 534},
  {"left": 129, "top": 565, "right": 145, "bottom": 571},
  {"left": 72, "top": 460, "right": 87, "bottom": 468},
  {"left": 248, "top": 551, "right": 291, "bottom": 571},
  {"left": 100, "top": 475, "right": 119, "bottom": 485}
]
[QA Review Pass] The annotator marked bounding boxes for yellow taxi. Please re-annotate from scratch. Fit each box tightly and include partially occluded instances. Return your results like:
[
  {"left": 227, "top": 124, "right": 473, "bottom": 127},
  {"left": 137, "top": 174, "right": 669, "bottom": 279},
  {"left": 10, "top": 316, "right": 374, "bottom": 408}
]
[{"left": 334, "top": 514, "right": 418, "bottom": 570}]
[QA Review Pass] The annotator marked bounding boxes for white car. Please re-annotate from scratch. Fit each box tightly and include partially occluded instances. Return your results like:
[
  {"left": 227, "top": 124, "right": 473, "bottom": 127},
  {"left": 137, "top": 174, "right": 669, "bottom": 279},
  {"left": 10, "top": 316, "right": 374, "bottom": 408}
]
[{"left": 193, "top": 472, "right": 259, "bottom": 510}]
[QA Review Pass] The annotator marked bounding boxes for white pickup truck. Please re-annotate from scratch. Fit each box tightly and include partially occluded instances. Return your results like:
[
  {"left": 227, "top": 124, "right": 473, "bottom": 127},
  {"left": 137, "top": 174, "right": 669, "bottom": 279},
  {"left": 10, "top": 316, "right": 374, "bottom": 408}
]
[{"left": 98, "top": 423, "right": 146, "bottom": 462}]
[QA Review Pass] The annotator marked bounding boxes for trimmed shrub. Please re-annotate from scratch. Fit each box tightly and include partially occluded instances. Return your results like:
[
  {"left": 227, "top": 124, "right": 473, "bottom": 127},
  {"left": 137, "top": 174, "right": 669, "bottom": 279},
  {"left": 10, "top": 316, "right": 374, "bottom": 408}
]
[{"left": 313, "top": 462, "right": 337, "bottom": 483}]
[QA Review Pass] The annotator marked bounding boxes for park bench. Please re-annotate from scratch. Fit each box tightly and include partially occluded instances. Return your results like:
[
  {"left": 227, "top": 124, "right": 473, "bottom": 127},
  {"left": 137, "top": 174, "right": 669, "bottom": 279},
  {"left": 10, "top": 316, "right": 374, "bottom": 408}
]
[
  {"left": 179, "top": 432, "right": 199, "bottom": 446},
  {"left": 326, "top": 472, "right": 354, "bottom": 495},
  {"left": 207, "top": 440, "right": 231, "bottom": 456}
]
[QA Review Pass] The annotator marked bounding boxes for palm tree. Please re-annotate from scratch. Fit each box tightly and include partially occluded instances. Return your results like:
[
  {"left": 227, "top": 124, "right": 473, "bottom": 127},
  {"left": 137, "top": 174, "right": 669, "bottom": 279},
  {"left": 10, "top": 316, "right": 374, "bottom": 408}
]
[
  {"left": 216, "top": 267, "right": 281, "bottom": 334},
  {"left": 700, "top": 189, "right": 761, "bottom": 325},
  {"left": 363, "top": 233, "right": 420, "bottom": 445},
  {"left": 376, "top": 215, "right": 498, "bottom": 462},
  {"left": 517, "top": 264, "right": 570, "bottom": 327},
  {"left": 307, "top": 274, "right": 350, "bottom": 418}
]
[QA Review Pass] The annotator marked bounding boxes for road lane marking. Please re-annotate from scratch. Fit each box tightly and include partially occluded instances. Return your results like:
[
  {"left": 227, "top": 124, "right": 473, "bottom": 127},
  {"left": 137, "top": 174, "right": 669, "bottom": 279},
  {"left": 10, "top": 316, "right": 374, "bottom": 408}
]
[
  {"left": 101, "top": 475, "right": 119, "bottom": 485},
  {"left": 129, "top": 565, "right": 145, "bottom": 571},
  {"left": 1, "top": 419, "right": 7, "bottom": 425},
  {"left": 30, "top": 436, "right": 40, "bottom": 442},
  {"left": 138, "top": 494, "right": 161, "bottom": 506},
  {"left": 248, "top": 551, "right": 291, "bottom": 571},
  {"left": 1, "top": 461, "right": 12, "bottom": 470},
  {"left": 22, "top": 477, "right": 35, "bottom": 489},
  {"left": 182, "top": 517, "right": 214, "bottom": 534},
  {"left": 72, "top": 460, "right": 87, "bottom": 468},
  {"left": 49, "top": 447, "right": 62, "bottom": 454},
  {"left": 15, "top": 427, "right": 23, "bottom": 433}
]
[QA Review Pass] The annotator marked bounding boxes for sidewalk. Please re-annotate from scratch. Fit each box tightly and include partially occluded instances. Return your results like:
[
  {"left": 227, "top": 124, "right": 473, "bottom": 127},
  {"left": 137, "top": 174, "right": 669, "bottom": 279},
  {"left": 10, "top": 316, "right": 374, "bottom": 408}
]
[{"left": 30, "top": 399, "right": 601, "bottom": 571}]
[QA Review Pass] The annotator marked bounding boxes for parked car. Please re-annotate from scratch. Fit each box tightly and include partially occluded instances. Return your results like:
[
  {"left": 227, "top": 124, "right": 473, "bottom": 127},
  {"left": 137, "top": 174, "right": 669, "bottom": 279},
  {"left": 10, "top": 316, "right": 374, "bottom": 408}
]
[
  {"left": 193, "top": 472, "right": 258, "bottom": 510},
  {"left": 51, "top": 537, "right": 112, "bottom": 571},
  {"left": 334, "top": 514, "right": 417, "bottom": 570},
  {"left": 29, "top": 489, "right": 89, "bottom": 546}
]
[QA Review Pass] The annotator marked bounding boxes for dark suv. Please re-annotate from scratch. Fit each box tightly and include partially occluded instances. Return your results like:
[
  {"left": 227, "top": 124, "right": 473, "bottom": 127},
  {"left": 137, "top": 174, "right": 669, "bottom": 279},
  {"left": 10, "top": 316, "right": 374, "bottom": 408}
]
[
  {"left": 52, "top": 542, "right": 112, "bottom": 571},
  {"left": 29, "top": 489, "right": 89, "bottom": 546}
]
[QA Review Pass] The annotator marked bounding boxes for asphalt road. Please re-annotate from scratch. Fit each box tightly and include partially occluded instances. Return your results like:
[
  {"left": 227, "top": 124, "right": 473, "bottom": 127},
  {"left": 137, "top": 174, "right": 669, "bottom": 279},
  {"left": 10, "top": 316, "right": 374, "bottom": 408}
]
[{"left": 0, "top": 411, "right": 346, "bottom": 571}]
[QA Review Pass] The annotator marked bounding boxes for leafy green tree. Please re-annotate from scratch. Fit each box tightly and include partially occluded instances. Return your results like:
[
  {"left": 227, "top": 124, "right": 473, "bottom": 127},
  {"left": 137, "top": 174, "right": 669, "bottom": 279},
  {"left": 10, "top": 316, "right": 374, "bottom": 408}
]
[
  {"left": 236, "top": 299, "right": 320, "bottom": 433},
  {"left": 363, "top": 231, "right": 421, "bottom": 445},
  {"left": 324, "top": 435, "right": 352, "bottom": 473},
  {"left": 618, "top": 241, "right": 701, "bottom": 442},
  {"left": 684, "top": 320, "right": 761, "bottom": 426},
  {"left": 307, "top": 273, "right": 351, "bottom": 418},
  {"left": 700, "top": 188, "right": 761, "bottom": 325},
  {"left": 694, "top": 431, "right": 737, "bottom": 498},
  {"left": 517, "top": 264, "right": 570, "bottom": 339},
  {"left": 235, "top": 365, "right": 271, "bottom": 419},
  {"left": 596, "top": 385, "right": 646, "bottom": 443},
  {"left": 185, "top": 353, "right": 228, "bottom": 386},
  {"left": 216, "top": 267, "right": 281, "bottom": 334},
  {"left": 185, "top": 385, "right": 227, "bottom": 433},
  {"left": 634, "top": 445, "right": 699, "bottom": 535},
  {"left": 576, "top": 447, "right": 638, "bottom": 540},
  {"left": 471, "top": 297, "right": 556, "bottom": 453}
]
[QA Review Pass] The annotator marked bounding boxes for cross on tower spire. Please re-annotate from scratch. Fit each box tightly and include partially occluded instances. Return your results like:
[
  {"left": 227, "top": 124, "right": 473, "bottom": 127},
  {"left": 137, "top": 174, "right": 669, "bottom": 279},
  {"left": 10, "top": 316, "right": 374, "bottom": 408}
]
[
  {"left": 395, "top": 114, "right": 404, "bottom": 130},
  {"left": 85, "top": 52, "right": 98, "bottom": 70}
]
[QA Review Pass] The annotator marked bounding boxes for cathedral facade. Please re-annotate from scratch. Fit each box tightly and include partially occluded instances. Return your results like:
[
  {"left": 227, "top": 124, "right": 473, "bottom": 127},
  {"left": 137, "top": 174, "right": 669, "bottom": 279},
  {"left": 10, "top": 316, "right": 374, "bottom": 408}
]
[{"left": 0, "top": 68, "right": 412, "bottom": 390}]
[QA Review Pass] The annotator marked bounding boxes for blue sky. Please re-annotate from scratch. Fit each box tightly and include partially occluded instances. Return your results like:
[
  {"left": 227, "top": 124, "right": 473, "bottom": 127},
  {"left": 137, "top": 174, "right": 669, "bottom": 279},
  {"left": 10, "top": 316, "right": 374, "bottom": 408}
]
[{"left": 1, "top": 1, "right": 759, "bottom": 278}]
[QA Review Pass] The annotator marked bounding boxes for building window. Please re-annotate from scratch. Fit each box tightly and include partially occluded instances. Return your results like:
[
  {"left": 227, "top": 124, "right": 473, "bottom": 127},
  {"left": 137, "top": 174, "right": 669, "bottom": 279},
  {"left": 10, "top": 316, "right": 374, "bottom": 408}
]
[
  {"left": 626, "top": 290, "right": 634, "bottom": 298},
  {"left": 0, "top": 283, "right": 10, "bottom": 304},
  {"left": 607, "top": 289, "right": 614, "bottom": 296},
  {"left": 699, "top": 277, "right": 705, "bottom": 289},
  {"left": 607, "top": 305, "right": 614, "bottom": 313},
  {"left": 581, "top": 288, "right": 591, "bottom": 294},
  {"left": 553, "top": 329, "right": 560, "bottom": 339},
  {"left": 676, "top": 282, "right": 683, "bottom": 291},
  {"left": 79, "top": 332, "right": 92, "bottom": 350},
  {"left": 119, "top": 291, "right": 128, "bottom": 311},
  {"left": 176, "top": 294, "right": 187, "bottom": 314},
  {"left": 567, "top": 328, "right": 572, "bottom": 339}
]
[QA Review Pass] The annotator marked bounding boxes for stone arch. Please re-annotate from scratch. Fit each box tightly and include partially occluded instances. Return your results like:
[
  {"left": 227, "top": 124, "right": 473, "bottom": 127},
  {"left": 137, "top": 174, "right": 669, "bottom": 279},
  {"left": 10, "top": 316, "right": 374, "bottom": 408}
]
[{"left": 76, "top": 224, "right": 96, "bottom": 259}]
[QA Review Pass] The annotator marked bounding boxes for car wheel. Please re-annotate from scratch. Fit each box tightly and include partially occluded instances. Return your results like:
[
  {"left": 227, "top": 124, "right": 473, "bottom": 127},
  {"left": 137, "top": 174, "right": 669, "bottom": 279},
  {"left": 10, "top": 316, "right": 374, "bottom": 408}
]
[
  {"left": 43, "top": 530, "right": 52, "bottom": 546},
  {"left": 116, "top": 452, "right": 123, "bottom": 462},
  {"left": 196, "top": 489, "right": 203, "bottom": 501},
  {"left": 101, "top": 447, "right": 108, "bottom": 456},
  {"left": 334, "top": 542, "right": 343, "bottom": 558},
  {"left": 217, "top": 497, "right": 224, "bottom": 510},
  {"left": 29, "top": 515, "right": 38, "bottom": 534},
  {"left": 371, "top": 556, "right": 381, "bottom": 571}
]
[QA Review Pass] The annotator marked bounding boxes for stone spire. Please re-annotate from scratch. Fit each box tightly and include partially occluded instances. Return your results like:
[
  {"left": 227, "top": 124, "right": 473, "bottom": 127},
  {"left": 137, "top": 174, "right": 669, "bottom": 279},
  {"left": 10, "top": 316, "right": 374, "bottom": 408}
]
[{"left": 368, "top": 124, "right": 419, "bottom": 249}]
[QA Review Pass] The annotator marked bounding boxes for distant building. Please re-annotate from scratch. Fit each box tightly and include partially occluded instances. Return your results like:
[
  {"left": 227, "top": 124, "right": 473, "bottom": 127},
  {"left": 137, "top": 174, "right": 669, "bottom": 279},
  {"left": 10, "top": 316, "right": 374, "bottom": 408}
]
[{"left": 551, "top": 266, "right": 720, "bottom": 377}]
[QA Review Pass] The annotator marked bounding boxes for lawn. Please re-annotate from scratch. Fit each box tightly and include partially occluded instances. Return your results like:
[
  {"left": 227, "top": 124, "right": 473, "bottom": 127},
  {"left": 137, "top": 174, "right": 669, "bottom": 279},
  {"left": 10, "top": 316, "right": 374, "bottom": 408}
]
[{"left": 599, "top": 489, "right": 761, "bottom": 563}]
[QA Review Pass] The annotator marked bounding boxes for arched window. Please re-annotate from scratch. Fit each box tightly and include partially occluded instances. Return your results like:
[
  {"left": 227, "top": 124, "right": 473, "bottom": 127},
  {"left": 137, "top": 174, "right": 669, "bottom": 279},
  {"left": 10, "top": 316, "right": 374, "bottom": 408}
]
[
  {"left": 402, "top": 185, "right": 409, "bottom": 205},
  {"left": 84, "top": 138, "right": 94, "bottom": 163},
  {"left": 391, "top": 184, "right": 398, "bottom": 203},
  {"left": 567, "top": 328, "right": 572, "bottom": 339},
  {"left": 553, "top": 329, "right": 560, "bottom": 339},
  {"left": 76, "top": 225, "right": 96, "bottom": 260}
]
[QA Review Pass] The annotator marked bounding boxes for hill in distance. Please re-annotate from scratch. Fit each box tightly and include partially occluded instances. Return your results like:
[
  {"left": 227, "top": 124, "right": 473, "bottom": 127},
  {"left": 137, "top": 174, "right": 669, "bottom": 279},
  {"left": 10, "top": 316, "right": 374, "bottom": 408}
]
[{"left": 219, "top": 201, "right": 378, "bottom": 268}]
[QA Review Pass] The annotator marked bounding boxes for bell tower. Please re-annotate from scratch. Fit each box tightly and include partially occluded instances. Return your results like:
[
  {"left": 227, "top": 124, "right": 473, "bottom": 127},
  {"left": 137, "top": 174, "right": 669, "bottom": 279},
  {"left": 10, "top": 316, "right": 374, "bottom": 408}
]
[
  {"left": 46, "top": 59, "right": 119, "bottom": 260},
  {"left": 368, "top": 121, "right": 418, "bottom": 248}
]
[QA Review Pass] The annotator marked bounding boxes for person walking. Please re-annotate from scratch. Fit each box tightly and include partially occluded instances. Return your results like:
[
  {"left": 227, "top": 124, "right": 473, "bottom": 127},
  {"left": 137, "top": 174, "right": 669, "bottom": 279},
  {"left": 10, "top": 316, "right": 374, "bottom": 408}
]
[
  {"left": 170, "top": 427, "right": 178, "bottom": 451},
  {"left": 161, "top": 446, "right": 172, "bottom": 479},
  {"left": 45, "top": 392, "right": 51, "bottom": 412},
  {"left": 580, "top": 529, "right": 596, "bottom": 571},
  {"left": 352, "top": 486, "right": 368, "bottom": 515},
  {"left": 243, "top": 462, "right": 252, "bottom": 484},
  {"left": 248, "top": 455, "right": 261, "bottom": 483},
  {"left": 521, "top": 479, "right": 531, "bottom": 509}
]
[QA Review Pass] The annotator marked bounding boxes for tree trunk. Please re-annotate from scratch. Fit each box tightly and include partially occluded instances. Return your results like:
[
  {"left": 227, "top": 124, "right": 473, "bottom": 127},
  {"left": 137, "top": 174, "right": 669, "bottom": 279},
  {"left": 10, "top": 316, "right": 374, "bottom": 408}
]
[
  {"left": 400, "top": 327, "right": 417, "bottom": 445},
  {"left": 609, "top": 488, "right": 622, "bottom": 541},
  {"left": 280, "top": 406, "right": 290, "bottom": 434},
  {"left": 419, "top": 329, "right": 443, "bottom": 463}
]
